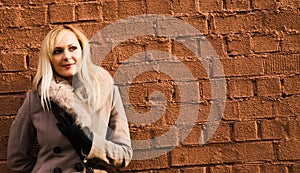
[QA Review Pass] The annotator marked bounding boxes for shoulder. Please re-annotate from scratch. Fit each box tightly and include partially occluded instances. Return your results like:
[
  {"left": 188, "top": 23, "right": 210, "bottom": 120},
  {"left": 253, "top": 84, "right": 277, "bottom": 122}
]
[
  {"left": 95, "top": 66, "right": 114, "bottom": 89},
  {"left": 96, "top": 66, "right": 113, "bottom": 83},
  {"left": 94, "top": 66, "right": 115, "bottom": 106},
  {"left": 25, "top": 90, "right": 44, "bottom": 114}
]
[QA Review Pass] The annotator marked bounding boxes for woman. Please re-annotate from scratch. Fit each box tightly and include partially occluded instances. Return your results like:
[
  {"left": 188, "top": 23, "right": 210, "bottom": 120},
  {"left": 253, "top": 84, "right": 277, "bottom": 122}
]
[{"left": 7, "top": 25, "right": 133, "bottom": 173}]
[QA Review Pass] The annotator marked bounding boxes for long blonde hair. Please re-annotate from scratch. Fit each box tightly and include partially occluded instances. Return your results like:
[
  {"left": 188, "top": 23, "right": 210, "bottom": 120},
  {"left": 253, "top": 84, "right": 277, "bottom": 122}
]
[{"left": 32, "top": 25, "right": 101, "bottom": 112}]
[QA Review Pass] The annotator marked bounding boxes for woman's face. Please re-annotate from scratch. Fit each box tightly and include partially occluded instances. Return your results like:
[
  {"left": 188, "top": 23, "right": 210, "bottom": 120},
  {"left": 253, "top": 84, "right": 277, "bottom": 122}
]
[{"left": 51, "top": 30, "right": 82, "bottom": 82}]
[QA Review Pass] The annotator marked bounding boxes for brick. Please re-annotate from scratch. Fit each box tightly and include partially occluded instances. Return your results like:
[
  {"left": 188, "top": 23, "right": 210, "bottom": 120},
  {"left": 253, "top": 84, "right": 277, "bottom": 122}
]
[
  {"left": 0, "top": 162, "right": 11, "bottom": 173},
  {"left": 264, "top": 10, "right": 300, "bottom": 32},
  {"left": 164, "top": 102, "right": 199, "bottom": 127},
  {"left": 227, "top": 34, "right": 251, "bottom": 55},
  {"left": 146, "top": 0, "right": 172, "bottom": 14},
  {"left": 0, "top": 50, "right": 27, "bottom": 72},
  {"left": 0, "top": 73, "right": 31, "bottom": 93},
  {"left": 145, "top": 38, "right": 172, "bottom": 54},
  {"left": 113, "top": 43, "right": 144, "bottom": 63},
  {"left": 210, "top": 165, "right": 232, "bottom": 173},
  {"left": 126, "top": 83, "right": 147, "bottom": 106},
  {"left": 171, "top": 145, "right": 222, "bottom": 166},
  {"left": 202, "top": 79, "right": 227, "bottom": 100},
  {"left": 125, "top": 102, "right": 166, "bottom": 125},
  {"left": 157, "top": 19, "right": 200, "bottom": 43},
  {"left": 29, "top": 0, "right": 57, "bottom": 4},
  {"left": 0, "top": 6, "right": 46, "bottom": 27},
  {"left": 251, "top": 35, "right": 280, "bottom": 53},
  {"left": 172, "top": 39, "right": 197, "bottom": 58},
  {"left": 181, "top": 124, "right": 204, "bottom": 146},
  {"left": 199, "top": 0, "right": 223, "bottom": 12},
  {"left": 222, "top": 101, "right": 239, "bottom": 120},
  {"left": 206, "top": 122, "right": 231, "bottom": 143},
  {"left": 0, "top": 95, "right": 25, "bottom": 115},
  {"left": 284, "top": 75, "right": 300, "bottom": 95},
  {"left": 74, "top": 22, "right": 104, "bottom": 39},
  {"left": 180, "top": 76, "right": 200, "bottom": 98},
  {"left": 23, "top": 6, "right": 47, "bottom": 26},
  {"left": 260, "top": 119, "right": 288, "bottom": 140},
  {"left": 224, "top": 142, "right": 275, "bottom": 162},
  {"left": 102, "top": 0, "right": 118, "bottom": 22},
  {"left": 0, "top": 27, "right": 49, "bottom": 49},
  {"left": 218, "top": 57, "right": 264, "bottom": 77},
  {"left": 228, "top": 79, "right": 254, "bottom": 98},
  {"left": 260, "top": 164, "right": 288, "bottom": 173},
  {"left": 1, "top": 0, "right": 28, "bottom": 5},
  {"left": 213, "top": 12, "right": 264, "bottom": 34},
  {"left": 204, "top": 35, "right": 227, "bottom": 59},
  {"left": 172, "top": 43, "right": 209, "bottom": 79},
  {"left": 145, "top": 77, "right": 174, "bottom": 101},
  {"left": 49, "top": 3, "right": 75, "bottom": 23},
  {"left": 225, "top": 0, "right": 251, "bottom": 11},
  {"left": 114, "top": 59, "right": 204, "bottom": 82},
  {"left": 278, "top": 141, "right": 300, "bottom": 160},
  {"left": 233, "top": 121, "right": 258, "bottom": 141},
  {"left": 197, "top": 102, "right": 211, "bottom": 123},
  {"left": 252, "top": 0, "right": 277, "bottom": 10},
  {"left": 153, "top": 169, "right": 180, "bottom": 173},
  {"left": 0, "top": 116, "right": 14, "bottom": 159},
  {"left": 289, "top": 119, "right": 300, "bottom": 140},
  {"left": 280, "top": 0, "right": 300, "bottom": 9},
  {"left": 274, "top": 96, "right": 300, "bottom": 117},
  {"left": 123, "top": 153, "right": 169, "bottom": 171},
  {"left": 77, "top": 2, "right": 101, "bottom": 21},
  {"left": 129, "top": 126, "right": 152, "bottom": 149},
  {"left": 0, "top": 7, "right": 25, "bottom": 27},
  {"left": 232, "top": 164, "right": 260, "bottom": 173},
  {"left": 28, "top": 49, "right": 40, "bottom": 70},
  {"left": 118, "top": 69, "right": 170, "bottom": 86},
  {"left": 168, "top": 81, "right": 199, "bottom": 103},
  {"left": 256, "top": 77, "right": 281, "bottom": 97},
  {"left": 183, "top": 14, "right": 208, "bottom": 35},
  {"left": 181, "top": 166, "right": 206, "bottom": 173},
  {"left": 198, "top": 101, "right": 221, "bottom": 125},
  {"left": 153, "top": 126, "right": 179, "bottom": 148},
  {"left": 292, "top": 163, "right": 300, "bottom": 173},
  {"left": 238, "top": 99, "right": 273, "bottom": 119},
  {"left": 282, "top": 34, "right": 300, "bottom": 52},
  {"left": 172, "top": 0, "right": 199, "bottom": 14},
  {"left": 118, "top": 0, "right": 146, "bottom": 18},
  {"left": 264, "top": 54, "right": 300, "bottom": 74},
  {"left": 171, "top": 142, "right": 274, "bottom": 166}
]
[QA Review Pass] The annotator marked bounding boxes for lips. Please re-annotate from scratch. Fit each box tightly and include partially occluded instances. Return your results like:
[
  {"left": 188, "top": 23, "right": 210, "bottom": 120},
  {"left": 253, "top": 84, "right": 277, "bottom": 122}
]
[{"left": 62, "top": 63, "right": 75, "bottom": 67}]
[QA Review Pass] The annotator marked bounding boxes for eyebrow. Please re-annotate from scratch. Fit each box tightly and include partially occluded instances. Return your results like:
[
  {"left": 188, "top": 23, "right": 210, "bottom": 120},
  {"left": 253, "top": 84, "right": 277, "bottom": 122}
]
[{"left": 54, "top": 43, "right": 77, "bottom": 48}]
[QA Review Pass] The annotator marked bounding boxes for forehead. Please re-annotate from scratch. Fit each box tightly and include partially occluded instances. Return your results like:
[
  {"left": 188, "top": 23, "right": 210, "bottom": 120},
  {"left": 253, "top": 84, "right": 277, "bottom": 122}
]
[{"left": 54, "top": 30, "right": 79, "bottom": 47}]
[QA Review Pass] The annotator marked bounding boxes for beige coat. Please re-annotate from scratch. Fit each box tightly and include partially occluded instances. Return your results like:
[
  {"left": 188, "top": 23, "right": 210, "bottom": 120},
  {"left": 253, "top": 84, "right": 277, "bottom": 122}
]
[{"left": 7, "top": 67, "right": 133, "bottom": 173}]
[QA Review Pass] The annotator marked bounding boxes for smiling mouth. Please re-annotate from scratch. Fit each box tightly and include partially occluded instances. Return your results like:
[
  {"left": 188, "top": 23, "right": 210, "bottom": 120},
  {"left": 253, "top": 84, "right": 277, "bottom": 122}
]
[{"left": 62, "top": 63, "right": 75, "bottom": 67}]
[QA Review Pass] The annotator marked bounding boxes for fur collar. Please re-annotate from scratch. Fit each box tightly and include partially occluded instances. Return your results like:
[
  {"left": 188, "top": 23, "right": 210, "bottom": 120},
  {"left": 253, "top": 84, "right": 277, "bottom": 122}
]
[{"left": 41, "top": 67, "right": 114, "bottom": 127}]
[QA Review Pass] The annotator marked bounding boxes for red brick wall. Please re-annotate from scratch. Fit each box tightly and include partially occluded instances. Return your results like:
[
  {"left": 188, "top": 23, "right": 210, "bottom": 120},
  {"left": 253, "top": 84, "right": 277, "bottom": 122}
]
[{"left": 1, "top": 0, "right": 299, "bottom": 172}]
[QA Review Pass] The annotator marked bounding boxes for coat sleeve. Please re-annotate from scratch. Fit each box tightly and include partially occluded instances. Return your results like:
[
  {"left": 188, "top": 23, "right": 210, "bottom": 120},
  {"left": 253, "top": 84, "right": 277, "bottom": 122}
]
[
  {"left": 87, "top": 86, "right": 133, "bottom": 168},
  {"left": 7, "top": 91, "right": 37, "bottom": 172}
]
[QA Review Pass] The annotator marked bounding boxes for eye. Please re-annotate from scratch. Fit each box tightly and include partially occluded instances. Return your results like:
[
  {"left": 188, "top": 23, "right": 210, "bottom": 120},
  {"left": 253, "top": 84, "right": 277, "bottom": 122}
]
[
  {"left": 69, "top": 46, "right": 78, "bottom": 51},
  {"left": 53, "top": 48, "right": 63, "bottom": 55}
]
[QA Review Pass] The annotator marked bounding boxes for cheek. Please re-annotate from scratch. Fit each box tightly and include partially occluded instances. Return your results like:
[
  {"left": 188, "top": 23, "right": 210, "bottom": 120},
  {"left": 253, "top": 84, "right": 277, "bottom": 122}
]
[
  {"left": 74, "top": 50, "right": 82, "bottom": 62},
  {"left": 51, "top": 56, "right": 61, "bottom": 69}
]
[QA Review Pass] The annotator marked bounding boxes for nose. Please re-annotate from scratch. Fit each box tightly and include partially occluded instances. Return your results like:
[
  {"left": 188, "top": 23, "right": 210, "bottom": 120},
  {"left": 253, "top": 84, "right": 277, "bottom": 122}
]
[{"left": 63, "top": 50, "right": 72, "bottom": 60}]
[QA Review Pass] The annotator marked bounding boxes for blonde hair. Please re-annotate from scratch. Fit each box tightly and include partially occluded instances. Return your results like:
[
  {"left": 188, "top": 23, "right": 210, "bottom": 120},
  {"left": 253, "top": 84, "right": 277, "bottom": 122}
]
[{"left": 32, "top": 25, "right": 101, "bottom": 112}]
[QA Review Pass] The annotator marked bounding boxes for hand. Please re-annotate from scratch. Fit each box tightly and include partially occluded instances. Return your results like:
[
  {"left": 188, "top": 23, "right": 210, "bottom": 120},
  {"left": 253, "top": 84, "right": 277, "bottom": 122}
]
[{"left": 56, "top": 113, "right": 93, "bottom": 157}]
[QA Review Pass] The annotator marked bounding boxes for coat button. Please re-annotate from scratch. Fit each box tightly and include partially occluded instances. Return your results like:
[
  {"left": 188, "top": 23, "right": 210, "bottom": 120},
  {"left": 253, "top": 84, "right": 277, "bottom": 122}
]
[
  {"left": 53, "top": 146, "right": 62, "bottom": 154},
  {"left": 74, "top": 163, "right": 84, "bottom": 171},
  {"left": 53, "top": 167, "right": 62, "bottom": 173}
]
